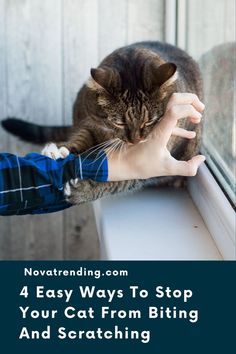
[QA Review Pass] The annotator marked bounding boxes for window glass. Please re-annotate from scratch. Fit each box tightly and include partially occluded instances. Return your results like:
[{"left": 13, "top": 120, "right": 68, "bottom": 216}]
[{"left": 184, "top": 0, "right": 235, "bottom": 203}]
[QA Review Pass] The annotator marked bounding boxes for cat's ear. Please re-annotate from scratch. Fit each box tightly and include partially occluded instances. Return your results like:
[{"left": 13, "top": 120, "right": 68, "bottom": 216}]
[
  {"left": 155, "top": 62, "right": 177, "bottom": 86},
  {"left": 88, "top": 67, "right": 120, "bottom": 93},
  {"left": 144, "top": 62, "right": 177, "bottom": 93}
]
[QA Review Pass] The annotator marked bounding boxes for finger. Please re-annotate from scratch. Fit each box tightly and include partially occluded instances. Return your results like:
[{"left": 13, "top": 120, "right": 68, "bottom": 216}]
[
  {"left": 156, "top": 104, "right": 202, "bottom": 145},
  {"left": 166, "top": 92, "right": 205, "bottom": 112},
  {"left": 170, "top": 155, "right": 206, "bottom": 177},
  {"left": 190, "top": 117, "right": 202, "bottom": 124},
  {"left": 172, "top": 127, "right": 196, "bottom": 139}
]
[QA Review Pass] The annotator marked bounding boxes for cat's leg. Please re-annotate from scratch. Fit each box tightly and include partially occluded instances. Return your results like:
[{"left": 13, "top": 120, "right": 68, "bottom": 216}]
[
  {"left": 64, "top": 179, "right": 144, "bottom": 204},
  {"left": 41, "top": 144, "right": 185, "bottom": 205},
  {"left": 144, "top": 176, "right": 186, "bottom": 189},
  {"left": 41, "top": 125, "right": 98, "bottom": 158},
  {"left": 56, "top": 128, "right": 99, "bottom": 154},
  {"left": 40, "top": 143, "right": 143, "bottom": 205},
  {"left": 64, "top": 175, "right": 187, "bottom": 205}
]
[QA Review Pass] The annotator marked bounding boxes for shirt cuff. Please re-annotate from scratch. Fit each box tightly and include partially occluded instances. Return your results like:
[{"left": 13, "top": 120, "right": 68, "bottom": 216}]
[{"left": 76, "top": 150, "right": 108, "bottom": 182}]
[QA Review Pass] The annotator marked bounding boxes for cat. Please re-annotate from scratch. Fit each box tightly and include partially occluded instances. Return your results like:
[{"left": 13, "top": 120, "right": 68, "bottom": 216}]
[{"left": 1, "top": 41, "right": 203, "bottom": 204}]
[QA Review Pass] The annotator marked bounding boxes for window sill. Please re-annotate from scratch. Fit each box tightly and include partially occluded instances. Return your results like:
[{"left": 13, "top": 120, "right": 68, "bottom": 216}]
[
  {"left": 188, "top": 163, "right": 235, "bottom": 260},
  {"left": 93, "top": 164, "right": 234, "bottom": 260}
]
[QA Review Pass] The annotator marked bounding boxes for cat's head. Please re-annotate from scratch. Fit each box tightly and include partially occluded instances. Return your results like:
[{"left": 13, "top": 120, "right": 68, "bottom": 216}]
[{"left": 87, "top": 59, "right": 177, "bottom": 144}]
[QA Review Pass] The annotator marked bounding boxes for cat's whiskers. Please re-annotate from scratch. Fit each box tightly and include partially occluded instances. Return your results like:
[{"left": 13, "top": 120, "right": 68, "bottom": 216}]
[
  {"left": 93, "top": 147, "right": 114, "bottom": 180},
  {"left": 87, "top": 138, "right": 121, "bottom": 165},
  {"left": 104, "top": 139, "right": 122, "bottom": 160},
  {"left": 107, "top": 139, "right": 124, "bottom": 177},
  {"left": 80, "top": 138, "right": 117, "bottom": 158},
  {"left": 94, "top": 139, "right": 122, "bottom": 180},
  {"left": 81, "top": 138, "right": 119, "bottom": 165},
  {"left": 79, "top": 141, "right": 108, "bottom": 156}
]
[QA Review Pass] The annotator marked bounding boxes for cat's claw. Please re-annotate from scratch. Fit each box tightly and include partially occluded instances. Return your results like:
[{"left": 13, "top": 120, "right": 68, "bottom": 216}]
[
  {"left": 64, "top": 178, "right": 79, "bottom": 199},
  {"left": 41, "top": 143, "right": 70, "bottom": 160},
  {"left": 64, "top": 182, "right": 72, "bottom": 197}
]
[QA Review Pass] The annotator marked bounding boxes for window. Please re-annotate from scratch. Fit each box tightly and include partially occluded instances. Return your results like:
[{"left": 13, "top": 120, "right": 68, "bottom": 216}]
[
  {"left": 176, "top": 0, "right": 235, "bottom": 204},
  {"left": 95, "top": 0, "right": 235, "bottom": 260}
]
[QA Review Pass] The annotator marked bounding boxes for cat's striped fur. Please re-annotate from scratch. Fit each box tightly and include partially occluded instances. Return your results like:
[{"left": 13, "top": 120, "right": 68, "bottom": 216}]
[{"left": 2, "top": 41, "right": 203, "bottom": 204}]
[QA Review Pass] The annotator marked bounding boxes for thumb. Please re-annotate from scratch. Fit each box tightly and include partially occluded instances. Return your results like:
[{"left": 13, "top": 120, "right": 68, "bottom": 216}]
[{"left": 170, "top": 155, "right": 206, "bottom": 176}]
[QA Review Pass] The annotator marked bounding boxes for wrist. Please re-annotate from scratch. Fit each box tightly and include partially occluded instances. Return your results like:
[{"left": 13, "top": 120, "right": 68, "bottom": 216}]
[{"left": 107, "top": 148, "right": 140, "bottom": 181}]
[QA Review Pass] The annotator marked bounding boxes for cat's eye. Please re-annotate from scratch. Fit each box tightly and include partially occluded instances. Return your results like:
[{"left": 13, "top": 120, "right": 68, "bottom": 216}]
[
  {"left": 114, "top": 121, "right": 126, "bottom": 128},
  {"left": 145, "top": 116, "right": 159, "bottom": 127}
]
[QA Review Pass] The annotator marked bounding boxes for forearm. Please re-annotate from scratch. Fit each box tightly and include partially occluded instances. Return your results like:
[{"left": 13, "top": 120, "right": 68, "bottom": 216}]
[{"left": 0, "top": 151, "right": 108, "bottom": 216}]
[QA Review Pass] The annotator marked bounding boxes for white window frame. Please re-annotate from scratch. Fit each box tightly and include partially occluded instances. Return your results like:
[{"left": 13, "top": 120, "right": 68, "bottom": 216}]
[
  {"left": 93, "top": 1, "right": 235, "bottom": 261},
  {"left": 165, "top": 0, "right": 235, "bottom": 259},
  {"left": 188, "top": 165, "right": 235, "bottom": 260}
]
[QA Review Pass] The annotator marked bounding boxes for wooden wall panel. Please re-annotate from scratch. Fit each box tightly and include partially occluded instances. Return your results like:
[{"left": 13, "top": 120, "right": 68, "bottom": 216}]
[
  {"left": 98, "top": 0, "right": 127, "bottom": 60},
  {"left": 0, "top": 0, "right": 165, "bottom": 259},
  {"left": 63, "top": 0, "right": 99, "bottom": 124},
  {"left": 127, "top": 0, "right": 164, "bottom": 43},
  {"left": 62, "top": 0, "right": 100, "bottom": 260},
  {"left": 0, "top": 0, "right": 11, "bottom": 259},
  {"left": 3, "top": 0, "right": 64, "bottom": 259}
]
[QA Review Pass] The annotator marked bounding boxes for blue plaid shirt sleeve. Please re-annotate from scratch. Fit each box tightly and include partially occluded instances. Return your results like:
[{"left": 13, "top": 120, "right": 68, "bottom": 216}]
[{"left": 0, "top": 151, "right": 108, "bottom": 216}]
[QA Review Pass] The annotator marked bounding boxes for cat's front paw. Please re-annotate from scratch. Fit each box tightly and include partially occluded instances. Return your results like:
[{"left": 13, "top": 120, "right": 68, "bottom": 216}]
[
  {"left": 64, "top": 178, "right": 79, "bottom": 198},
  {"left": 41, "top": 143, "right": 70, "bottom": 160},
  {"left": 64, "top": 179, "right": 102, "bottom": 205}
]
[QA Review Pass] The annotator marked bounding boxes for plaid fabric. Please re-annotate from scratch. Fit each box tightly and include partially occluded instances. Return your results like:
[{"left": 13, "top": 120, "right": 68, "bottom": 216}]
[{"left": 0, "top": 151, "right": 108, "bottom": 216}]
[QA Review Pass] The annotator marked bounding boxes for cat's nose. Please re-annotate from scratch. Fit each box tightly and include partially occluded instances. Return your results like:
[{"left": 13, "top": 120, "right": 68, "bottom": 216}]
[
  {"left": 127, "top": 137, "right": 142, "bottom": 145},
  {"left": 133, "top": 137, "right": 143, "bottom": 144}
]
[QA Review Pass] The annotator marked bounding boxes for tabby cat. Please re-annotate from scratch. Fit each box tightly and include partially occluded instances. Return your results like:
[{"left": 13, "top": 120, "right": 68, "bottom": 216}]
[{"left": 2, "top": 41, "right": 203, "bottom": 204}]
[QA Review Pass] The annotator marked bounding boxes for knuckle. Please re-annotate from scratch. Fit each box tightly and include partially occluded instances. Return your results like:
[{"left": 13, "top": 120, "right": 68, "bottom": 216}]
[
  {"left": 186, "top": 93, "right": 196, "bottom": 101},
  {"left": 191, "top": 93, "right": 198, "bottom": 100},
  {"left": 189, "top": 105, "right": 196, "bottom": 115},
  {"left": 169, "top": 105, "right": 178, "bottom": 117},
  {"left": 188, "top": 164, "right": 196, "bottom": 177},
  {"left": 170, "top": 92, "right": 179, "bottom": 103}
]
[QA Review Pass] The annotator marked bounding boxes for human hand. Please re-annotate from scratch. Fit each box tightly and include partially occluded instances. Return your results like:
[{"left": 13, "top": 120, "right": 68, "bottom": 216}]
[{"left": 108, "top": 93, "right": 206, "bottom": 181}]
